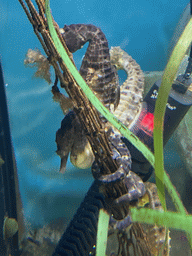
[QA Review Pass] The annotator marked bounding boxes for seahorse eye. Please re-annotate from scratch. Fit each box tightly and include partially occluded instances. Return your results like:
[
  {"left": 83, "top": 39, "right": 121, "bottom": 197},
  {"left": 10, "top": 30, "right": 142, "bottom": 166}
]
[{"left": 63, "top": 25, "right": 70, "bottom": 32}]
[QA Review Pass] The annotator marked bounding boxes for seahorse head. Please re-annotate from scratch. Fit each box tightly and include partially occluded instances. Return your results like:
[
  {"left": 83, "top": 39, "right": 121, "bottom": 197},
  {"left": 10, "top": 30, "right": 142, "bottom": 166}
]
[{"left": 60, "top": 24, "right": 87, "bottom": 53}]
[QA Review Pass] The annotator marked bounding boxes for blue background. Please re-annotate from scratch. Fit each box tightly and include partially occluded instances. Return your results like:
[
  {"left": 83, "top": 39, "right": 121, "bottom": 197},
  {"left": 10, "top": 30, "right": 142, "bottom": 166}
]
[{"left": 0, "top": 0, "right": 189, "bottom": 226}]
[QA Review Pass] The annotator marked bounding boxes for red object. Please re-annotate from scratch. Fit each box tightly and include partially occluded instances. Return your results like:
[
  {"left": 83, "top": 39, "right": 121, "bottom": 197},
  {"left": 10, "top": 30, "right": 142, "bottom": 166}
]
[{"left": 140, "top": 112, "right": 154, "bottom": 133}]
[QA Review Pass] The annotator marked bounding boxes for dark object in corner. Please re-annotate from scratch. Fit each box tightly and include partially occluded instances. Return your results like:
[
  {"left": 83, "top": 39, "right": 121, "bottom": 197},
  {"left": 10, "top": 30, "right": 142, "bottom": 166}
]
[{"left": 0, "top": 60, "right": 20, "bottom": 255}]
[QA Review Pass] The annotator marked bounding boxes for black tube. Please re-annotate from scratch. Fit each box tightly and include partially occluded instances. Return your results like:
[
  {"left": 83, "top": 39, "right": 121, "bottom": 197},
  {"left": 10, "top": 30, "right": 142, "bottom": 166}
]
[{"left": 52, "top": 180, "right": 106, "bottom": 256}]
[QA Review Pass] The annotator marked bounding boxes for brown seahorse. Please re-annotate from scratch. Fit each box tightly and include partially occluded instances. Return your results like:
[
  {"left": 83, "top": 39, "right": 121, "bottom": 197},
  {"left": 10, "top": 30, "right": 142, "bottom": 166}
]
[
  {"left": 60, "top": 24, "right": 120, "bottom": 110},
  {"left": 56, "top": 24, "right": 121, "bottom": 172},
  {"left": 110, "top": 46, "right": 144, "bottom": 128},
  {"left": 56, "top": 23, "right": 145, "bottom": 211},
  {"left": 56, "top": 28, "right": 144, "bottom": 173}
]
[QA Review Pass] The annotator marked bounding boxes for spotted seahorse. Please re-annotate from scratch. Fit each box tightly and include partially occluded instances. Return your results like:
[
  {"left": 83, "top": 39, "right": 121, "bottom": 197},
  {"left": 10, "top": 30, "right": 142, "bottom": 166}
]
[
  {"left": 56, "top": 24, "right": 120, "bottom": 172},
  {"left": 110, "top": 46, "right": 144, "bottom": 128},
  {"left": 56, "top": 26, "right": 144, "bottom": 174},
  {"left": 60, "top": 24, "right": 120, "bottom": 110},
  {"left": 56, "top": 23, "right": 145, "bottom": 210}
]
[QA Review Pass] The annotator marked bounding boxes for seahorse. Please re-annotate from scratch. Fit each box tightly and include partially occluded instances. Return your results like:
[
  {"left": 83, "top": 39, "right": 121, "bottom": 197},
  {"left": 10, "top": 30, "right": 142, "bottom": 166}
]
[
  {"left": 56, "top": 25, "right": 144, "bottom": 174},
  {"left": 56, "top": 24, "right": 145, "bottom": 211},
  {"left": 110, "top": 46, "right": 144, "bottom": 129},
  {"left": 60, "top": 24, "right": 120, "bottom": 110},
  {"left": 56, "top": 24, "right": 120, "bottom": 172}
]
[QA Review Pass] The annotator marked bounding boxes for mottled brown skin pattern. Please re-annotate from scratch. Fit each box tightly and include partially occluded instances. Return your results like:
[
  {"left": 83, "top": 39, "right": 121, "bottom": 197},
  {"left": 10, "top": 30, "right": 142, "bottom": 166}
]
[
  {"left": 57, "top": 24, "right": 120, "bottom": 173},
  {"left": 61, "top": 24, "right": 131, "bottom": 178},
  {"left": 62, "top": 24, "right": 120, "bottom": 110},
  {"left": 59, "top": 24, "right": 145, "bottom": 208},
  {"left": 107, "top": 182, "right": 168, "bottom": 256}
]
